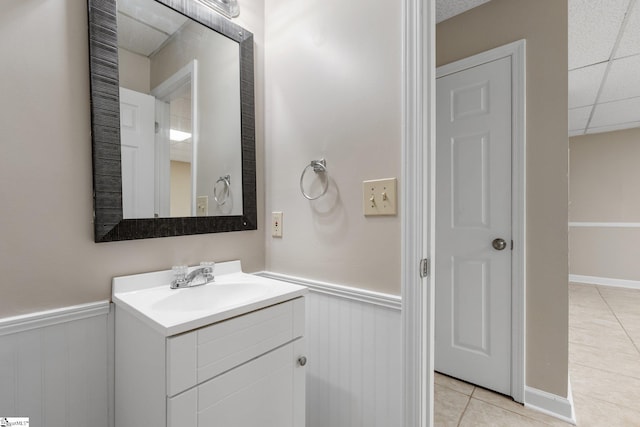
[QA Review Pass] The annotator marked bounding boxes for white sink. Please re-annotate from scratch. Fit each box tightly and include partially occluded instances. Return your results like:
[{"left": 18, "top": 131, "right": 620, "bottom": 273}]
[
  {"left": 151, "top": 281, "right": 271, "bottom": 312},
  {"left": 112, "top": 260, "right": 307, "bottom": 336}
]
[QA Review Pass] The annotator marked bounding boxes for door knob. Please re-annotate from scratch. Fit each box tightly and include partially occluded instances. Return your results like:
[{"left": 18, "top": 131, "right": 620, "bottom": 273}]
[
  {"left": 492, "top": 238, "right": 507, "bottom": 251},
  {"left": 298, "top": 356, "right": 307, "bottom": 366}
]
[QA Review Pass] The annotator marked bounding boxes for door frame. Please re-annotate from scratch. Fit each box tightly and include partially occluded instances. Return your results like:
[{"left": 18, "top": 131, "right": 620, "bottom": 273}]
[
  {"left": 151, "top": 60, "right": 199, "bottom": 216},
  {"left": 401, "top": 3, "right": 527, "bottom": 423},
  {"left": 436, "top": 40, "right": 527, "bottom": 402},
  {"left": 401, "top": 0, "right": 435, "bottom": 425}
]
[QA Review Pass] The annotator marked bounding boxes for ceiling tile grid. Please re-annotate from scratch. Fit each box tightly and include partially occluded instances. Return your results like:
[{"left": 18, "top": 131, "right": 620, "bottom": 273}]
[
  {"left": 598, "top": 54, "right": 640, "bottom": 102},
  {"left": 568, "top": 0, "right": 640, "bottom": 136},
  {"left": 568, "top": 0, "right": 631, "bottom": 70},
  {"left": 615, "top": 0, "right": 640, "bottom": 58},
  {"left": 568, "top": 63, "right": 607, "bottom": 109},
  {"left": 589, "top": 96, "right": 640, "bottom": 128},
  {"left": 569, "top": 105, "right": 593, "bottom": 134}
]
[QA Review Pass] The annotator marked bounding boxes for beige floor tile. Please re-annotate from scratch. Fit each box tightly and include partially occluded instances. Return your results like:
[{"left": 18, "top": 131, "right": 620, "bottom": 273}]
[
  {"left": 569, "top": 283, "right": 598, "bottom": 294},
  {"left": 570, "top": 363, "right": 640, "bottom": 412},
  {"left": 598, "top": 285, "right": 640, "bottom": 301},
  {"left": 569, "top": 310, "right": 624, "bottom": 334},
  {"left": 435, "top": 371, "right": 475, "bottom": 396},
  {"left": 624, "top": 325, "right": 640, "bottom": 349},
  {"left": 471, "top": 387, "right": 570, "bottom": 427},
  {"left": 569, "top": 285, "right": 610, "bottom": 311},
  {"left": 458, "top": 399, "right": 550, "bottom": 427},
  {"left": 569, "top": 326, "right": 637, "bottom": 355},
  {"left": 573, "top": 392, "right": 640, "bottom": 427},
  {"left": 569, "top": 342, "right": 640, "bottom": 379},
  {"left": 569, "top": 283, "right": 600, "bottom": 294},
  {"left": 434, "top": 383, "right": 470, "bottom": 426},
  {"left": 616, "top": 312, "right": 640, "bottom": 331},
  {"left": 598, "top": 288, "right": 640, "bottom": 314},
  {"left": 602, "top": 299, "right": 640, "bottom": 318}
]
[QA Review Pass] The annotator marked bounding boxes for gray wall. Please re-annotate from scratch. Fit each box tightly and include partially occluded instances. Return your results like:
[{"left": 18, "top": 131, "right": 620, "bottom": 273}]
[
  {"left": 0, "top": 0, "right": 265, "bottom": 317},
  {"left": 263, "top": 0, "right": 402, "bottom": 295}
]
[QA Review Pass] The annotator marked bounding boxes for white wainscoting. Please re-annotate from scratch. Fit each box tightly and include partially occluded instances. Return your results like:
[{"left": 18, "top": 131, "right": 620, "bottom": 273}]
[
  {"left": 0, "top": 301, "right": 111, "bottom": 427},
  {"left": 259, "top": 272, "right": 402, "bottom": 427}
]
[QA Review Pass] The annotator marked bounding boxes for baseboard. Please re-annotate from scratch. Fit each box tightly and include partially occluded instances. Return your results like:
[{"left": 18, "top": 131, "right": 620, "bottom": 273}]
[
  {"left": 0, "top": 300, "right": 111, "bottom": 336},
  {"left": 524, "top": 384, "right": 576, "bottom": 425},
  {"left": 569, "top": 274, "right": 640, "bottom": 290},
  {"left": 568, "top": 222, "right": 640, "bottom": 228},
  {"left": 257, "top": 271, "right": 401, "bottom": 310}
]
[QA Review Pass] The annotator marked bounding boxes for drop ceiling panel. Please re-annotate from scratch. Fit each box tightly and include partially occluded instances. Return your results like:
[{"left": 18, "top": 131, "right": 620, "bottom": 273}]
[
  {"left": 589, "top": 96, "right": 640, "bottom": 128},
  {"left": 615, "top": 2, "right": 640, "bottom": 58},
  {"left": 599, "top": 55, "right": 640, "bottom": 102},
  {"left": 568, "top": 0, "right": 630, "bottom": 70},
  {"left": 569, "top": 105, "right": 593, "bottom": 132},
  {"left": 569, "top": 63, "right": 607, "bottom": 108},
  {"left": 436, "top": 0, "right": 491, "bottom": 23}
]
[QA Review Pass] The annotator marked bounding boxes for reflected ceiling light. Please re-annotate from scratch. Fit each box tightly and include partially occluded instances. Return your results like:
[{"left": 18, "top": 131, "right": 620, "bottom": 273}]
[
  {"left": 196, "top": 0, "right": 240, "bottom": 18},
  {"left": 170, "top": 129, "right": 192, "bottom": 142}
]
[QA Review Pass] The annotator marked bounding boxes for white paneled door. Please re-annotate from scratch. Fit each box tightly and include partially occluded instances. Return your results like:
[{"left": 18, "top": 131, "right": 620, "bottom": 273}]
[
  {"left": 435, "top": 56, "right": 513, "bottom": 395},
  {"left": 120, "top": 87, "right": 155, "bottom": 219}
]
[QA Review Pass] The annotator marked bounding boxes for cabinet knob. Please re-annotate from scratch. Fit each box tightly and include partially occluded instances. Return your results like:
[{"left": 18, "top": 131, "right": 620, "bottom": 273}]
[{"left": 298, "top": 356, "right": 307, "bottom": 366}]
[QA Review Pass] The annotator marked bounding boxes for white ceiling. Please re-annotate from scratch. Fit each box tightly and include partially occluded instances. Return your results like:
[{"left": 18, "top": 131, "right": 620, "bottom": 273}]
[
  {"left": 117, "top": 0, "right": 187, "bottom": 57},
  {"left": 118, "top": 0, "right": 640, "bottom": 138},
  {"left": 437, "top": 0, "right": 640, "bottom": 137},
  {"left": 569, "top": 0, "right": 640, "bottom": 136},
  {"left": 436, "top": 0, "right": 491, "bottom": 23}
]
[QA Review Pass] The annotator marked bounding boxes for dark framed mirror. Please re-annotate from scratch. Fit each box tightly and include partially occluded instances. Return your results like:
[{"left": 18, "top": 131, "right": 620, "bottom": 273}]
[{"left": 87, "top": 0, "right": 256, "bottom": 242}]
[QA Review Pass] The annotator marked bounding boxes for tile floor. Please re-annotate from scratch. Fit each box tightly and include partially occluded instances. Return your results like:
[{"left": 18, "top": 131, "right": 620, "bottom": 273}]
[{"left": 434, "top": 283, "right": 640, "bottom": 426}]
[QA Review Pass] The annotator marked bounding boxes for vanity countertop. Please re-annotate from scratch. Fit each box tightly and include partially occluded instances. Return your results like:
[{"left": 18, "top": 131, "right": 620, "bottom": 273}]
[{"left": 112, "top": 260, "right": 307, "bottom": 336}]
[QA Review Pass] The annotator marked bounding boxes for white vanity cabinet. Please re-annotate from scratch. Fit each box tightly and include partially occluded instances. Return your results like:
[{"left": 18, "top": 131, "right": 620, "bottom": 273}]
[{"left": 115, "top": 297, "right": 306, "bottom": 427}]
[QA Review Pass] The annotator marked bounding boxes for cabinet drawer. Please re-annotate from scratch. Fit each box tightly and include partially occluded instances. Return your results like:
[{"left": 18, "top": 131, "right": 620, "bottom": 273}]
[{"left": 166, "top": 297, "right": 305, "bottom": 396}]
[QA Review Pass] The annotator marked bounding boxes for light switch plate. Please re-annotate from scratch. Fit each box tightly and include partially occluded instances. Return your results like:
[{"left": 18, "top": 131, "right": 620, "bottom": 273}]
[
  {"left": 197, "top": 196, "right": 208, "bottom": 216},
  {"left": 363, "top": 178, "right": 397, "bottom": 216},
  {"left": 272, "top": 212, "right": 283, "bottom": 237}
]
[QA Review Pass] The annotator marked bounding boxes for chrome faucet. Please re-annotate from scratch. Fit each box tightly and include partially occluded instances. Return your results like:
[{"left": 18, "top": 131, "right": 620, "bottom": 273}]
[{"left": 171, "top": 264, "right": 215, "bottom": 289}]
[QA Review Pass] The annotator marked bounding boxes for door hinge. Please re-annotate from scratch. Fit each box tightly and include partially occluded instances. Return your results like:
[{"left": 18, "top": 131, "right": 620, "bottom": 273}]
[{"left": 419, "top": 258, "right": 429, "bottom": 278}]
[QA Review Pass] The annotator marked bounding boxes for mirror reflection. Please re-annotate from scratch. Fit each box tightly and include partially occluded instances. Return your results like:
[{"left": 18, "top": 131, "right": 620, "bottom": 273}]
[{"left": 117, "top": 0, "right": 243, "bottom": 219}]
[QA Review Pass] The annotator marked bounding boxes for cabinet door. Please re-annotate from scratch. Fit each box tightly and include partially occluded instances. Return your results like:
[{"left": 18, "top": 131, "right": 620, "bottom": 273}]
[{"left": 195, "top": 338, "right": 306, "bottom": 427}]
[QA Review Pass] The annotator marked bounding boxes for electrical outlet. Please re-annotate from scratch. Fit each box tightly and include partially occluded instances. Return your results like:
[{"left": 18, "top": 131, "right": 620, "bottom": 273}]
[
  {"left": 197, "top": 196, "right": 208, "bottom": 216},
  {"left": 272, "top": 212, "right": 283, "bottom": 237},
  {"left": 363, "top": 178, "right": 398, "bottom": 216}
]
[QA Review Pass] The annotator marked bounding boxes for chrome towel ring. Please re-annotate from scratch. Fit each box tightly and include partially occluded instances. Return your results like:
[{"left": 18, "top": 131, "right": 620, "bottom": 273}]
[
  {"left": 214, "top": 175, "right": 231, "bottom": 206},
  {"left": 300, "top": 159, "right": 328, "bottom": 200}
]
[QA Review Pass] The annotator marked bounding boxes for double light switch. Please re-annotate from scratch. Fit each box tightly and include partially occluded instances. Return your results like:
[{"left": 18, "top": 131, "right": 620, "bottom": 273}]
[{"left": 363, "top": 178, "right": 397, "bottom": 216}]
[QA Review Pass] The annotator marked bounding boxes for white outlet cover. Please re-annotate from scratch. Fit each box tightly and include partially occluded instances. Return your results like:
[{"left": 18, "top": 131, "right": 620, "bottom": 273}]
[
  {"left": 272, "top": 211, "right": 283, "bottom": 237},
  {"left": 197, "top": 196, "right": 208, "bottom": 216}
]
